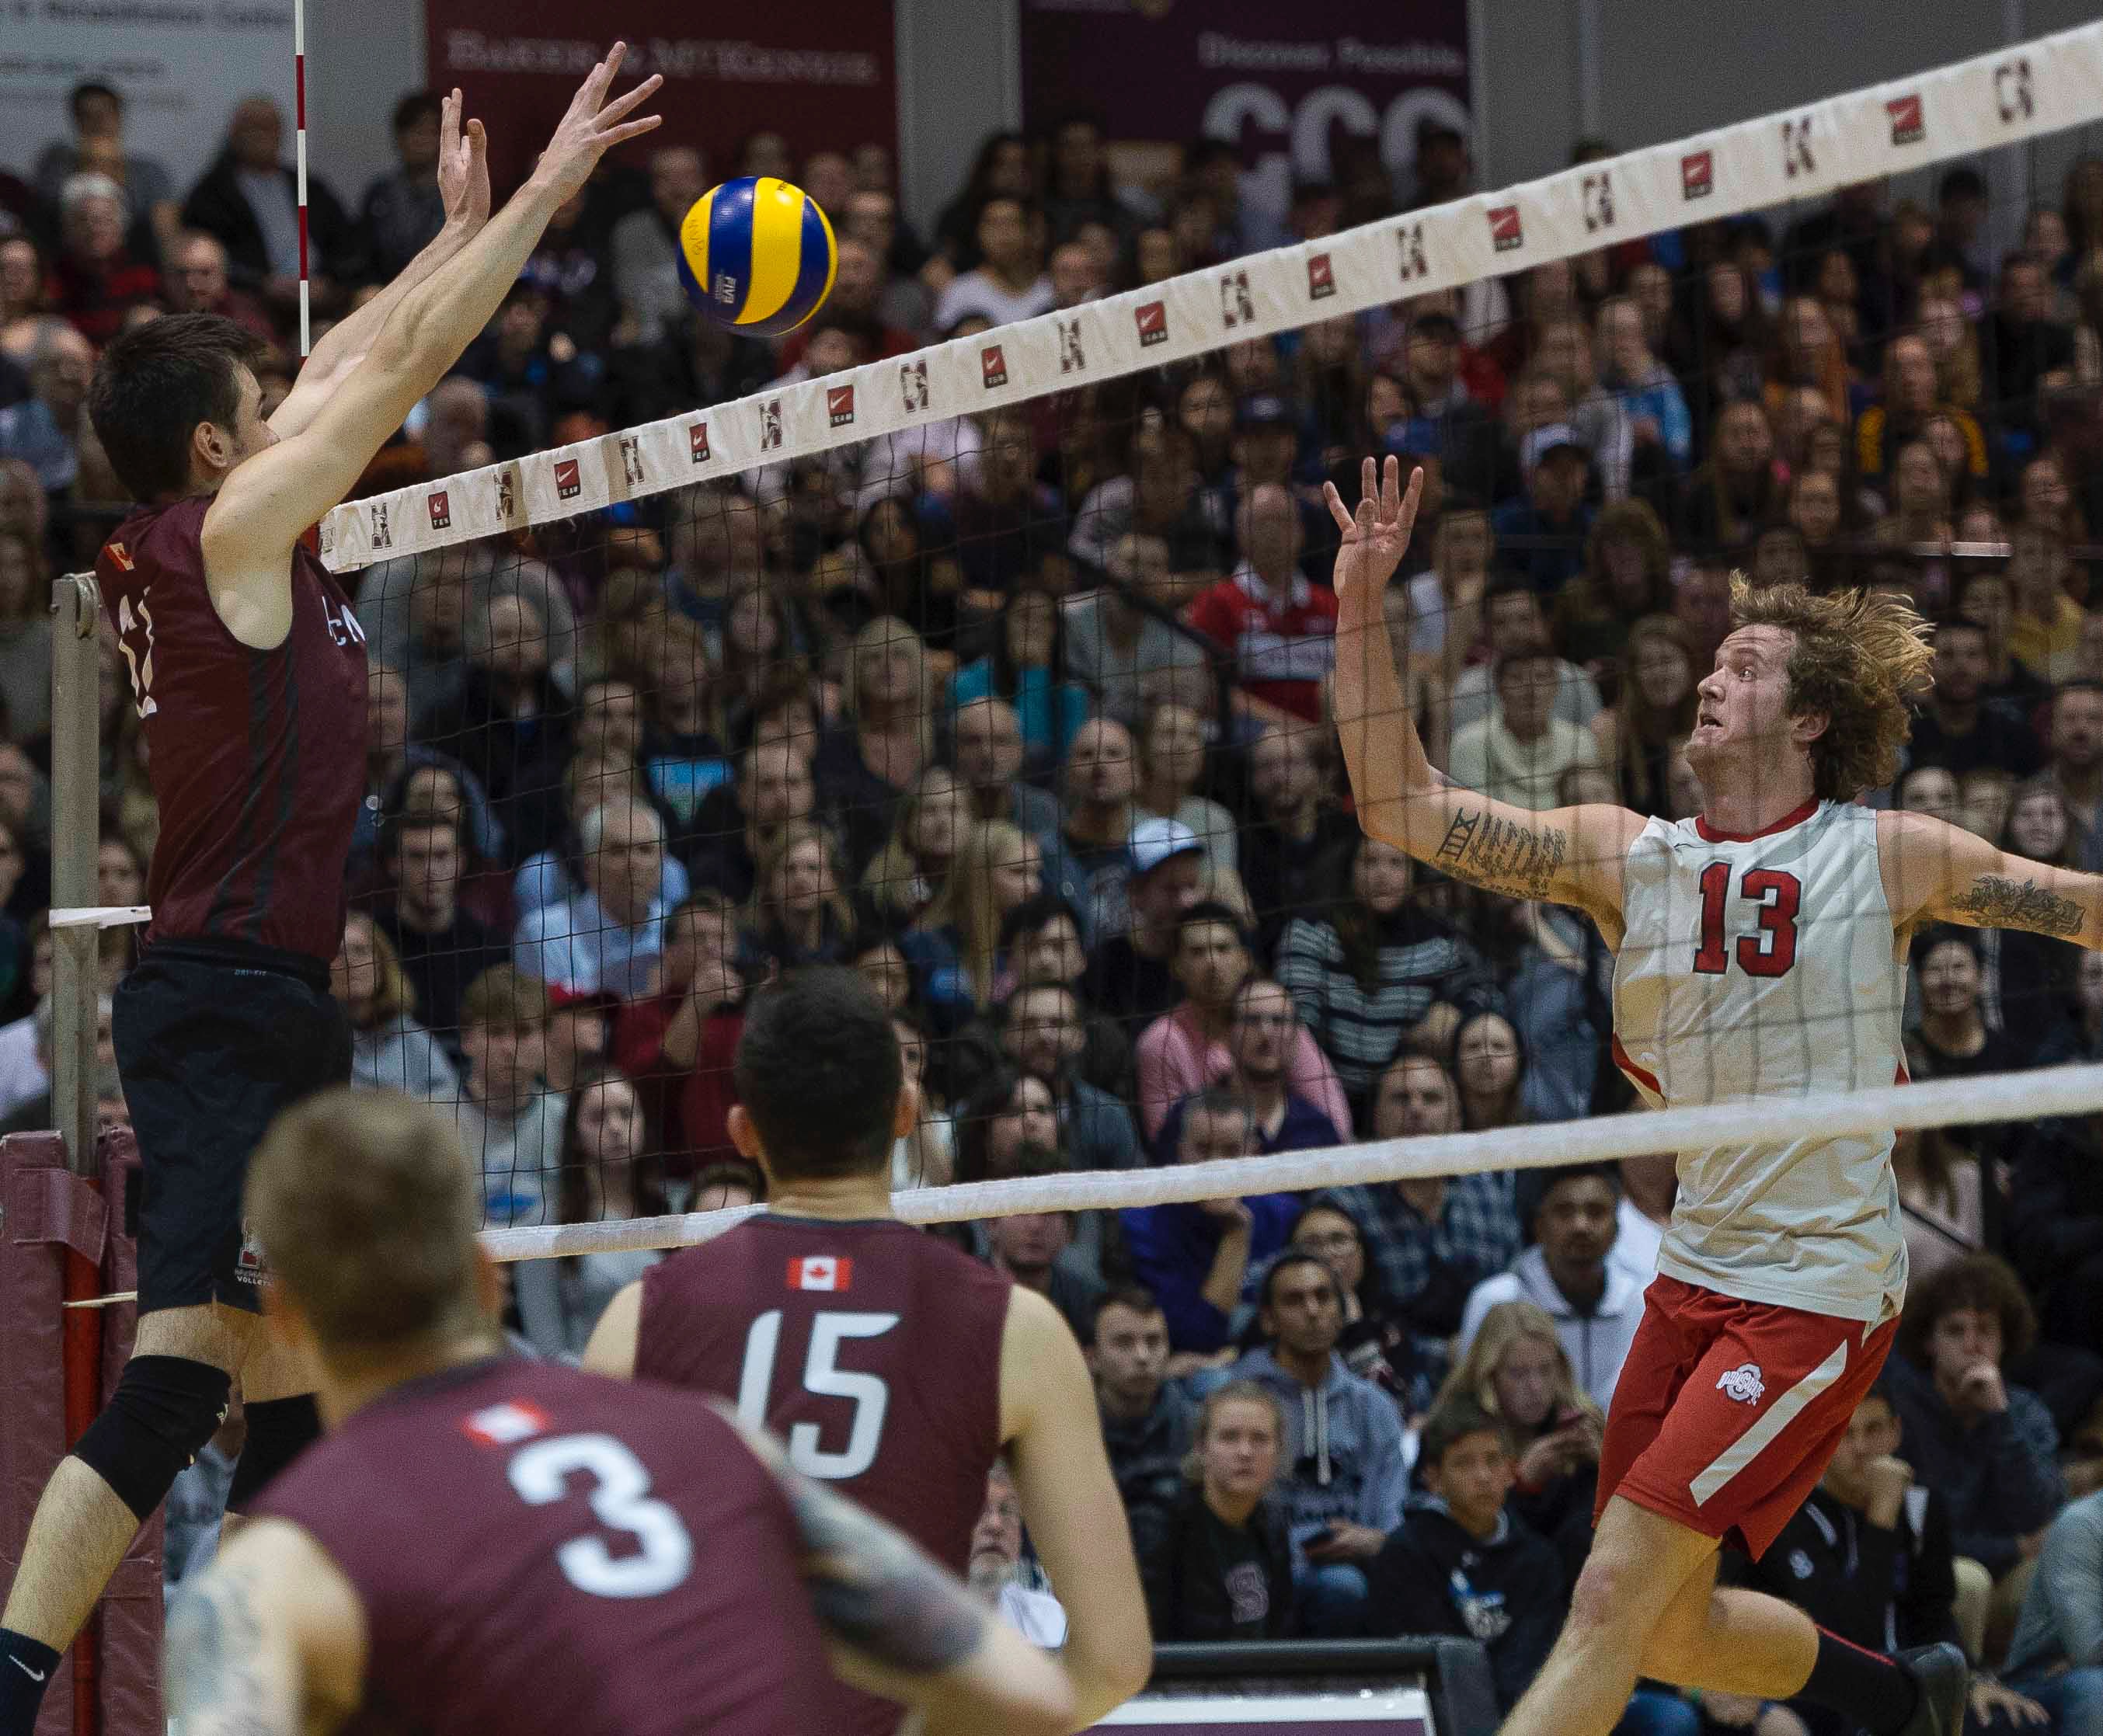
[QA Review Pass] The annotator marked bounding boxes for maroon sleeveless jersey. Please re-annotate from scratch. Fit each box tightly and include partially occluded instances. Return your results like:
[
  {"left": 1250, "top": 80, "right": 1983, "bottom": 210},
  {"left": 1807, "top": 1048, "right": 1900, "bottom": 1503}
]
[
  {"left": 635, "top": 1214, "right": 1011, "bottom": 1736},
  {"left": 96, "top": 497, "right": 366, "bottom": 962},
  {"left": 255, "top": 1357, "right": 833, "bottom": 1736}
]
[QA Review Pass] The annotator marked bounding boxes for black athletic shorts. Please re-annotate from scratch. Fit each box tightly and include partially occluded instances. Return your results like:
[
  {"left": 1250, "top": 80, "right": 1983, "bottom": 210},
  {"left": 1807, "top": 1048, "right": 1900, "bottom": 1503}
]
[{"left": 114, "top": 938, "right": 352, "bottom": 1315}]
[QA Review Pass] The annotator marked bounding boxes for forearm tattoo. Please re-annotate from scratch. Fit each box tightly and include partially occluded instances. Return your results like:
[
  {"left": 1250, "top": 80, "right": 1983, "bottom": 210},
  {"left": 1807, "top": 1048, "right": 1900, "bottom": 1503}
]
[
  {"left": 790, "top": 1474, "right": 986, "bottom": 1676},
  {"left": 1435, "top": 806, "right": 1569, "bottom": 901},
  {"left": 1949, "top": 875, "right": 2086, "bottom": 938},
  {"left": 165, "top": 1568, "right": 292, "bottom": 1736}
]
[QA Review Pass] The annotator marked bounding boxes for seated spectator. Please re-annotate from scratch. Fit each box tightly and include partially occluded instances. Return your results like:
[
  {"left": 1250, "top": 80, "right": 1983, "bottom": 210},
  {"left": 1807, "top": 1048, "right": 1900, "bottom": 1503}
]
[
  {"left": 610, "top": 145, "right": 707, "bottom": 346},
  {"left": 514, "top": 798, "right": 669, "bottom": 998},
  {"left": 1983, "top": 251, "right": 2076, "bottom": 447},
  {"left": 330, "top": 910, "right": 458, "bottom": 1103},
  {"left": 1885, "top": 1255, "right": 2064, "bottom": 1590},
  {"left": 981, "top": 1146, "right": 1102, "bottom": 1341},
  {"left": 0, "top": 525, "right": 53, "bottom": 748},
  {"left": 813, "top": 614, "right": 938, "bottom": 872},
  {"left": 1443, "top": 1300, "right": 1606, "bottom": 1587},
  {"left": 685, "top": 739, "right": 816, "bottom": 906},
  {"left": 1178, "top": 978, "right": 1339, "bottom": 1158},
  {"left": 939, "top": 413, "right": 1070, "bottom": 603},
  {"left": 1231, "top": 1252, "right": 1408, "bottom": 1637},
  {"left": 32, "top": 82, "right": 178, "bottom": 252},
  {"left": 952, "top": 1065, "right": 1060, "bottom": 1186},
  {"left": 0, "top": 990, "right": 117, "bottom": 1136},
  {"left": 418, "top": 590, "right": 573, "bottom": 830},
  {"left": 1588, "top": 616, "right": 1698, "bottom": 815},
  {"left": 1451, "top": 576, "right": 1603, "bottom": 740},
  {"left": 357, "top": 92, "right": 446, "bottom": 282},
  {"left": 1240, "top": 722, "right": 1356, "bottom": 949},
  {"left": 1596, "top": 295, "right": 1692, "bottom": 470},
  {"left": 544, "top": 986, "right": 616, "bottom": 1097},
  {"left": 2001, "top": 1488, "right": 2103, "bottom": 1733},
  {"left": 1891, "top": 1126, "right": 1986, "bottom": 1288},
  {"left": 1067, "top": 417, "right": 1231, "bottom": 583},
  {"left": 180, "top": 95, "right": 358, "bottom": 320},
  {"left": 2006, "top": 522, "right": 2083, "bottom": 684},
  {"left": 1492, "top": 425, "right": 1593, "bottom": 594},
  {"left": 454, "top": 964, "right": 566, "bottom": 1226},
  {"left": 515, "top": 750, "right": 688, "bottom": 920},
  {"left": 747, "top": 821, "right": 855, "bottom": 972},
  {"left": 948, "top": 589, "right": 1087, "bottom": 774},
  {"left": 1457, "top": 1164, "right": 1644, "bottom": 1411},
  {"left": 611, "top": 893, "right": 750, "bottom": 1166},
  {"left": 998, "top": 980, "right": 1141, "bottom": 1172},
  {"left": 1324, "top": 1055, "right": 1521, "bottom": 1376},
  {"left": 1061, "top": 534, "right": 1208, "bottom": 732},
  {"left": 1449, "top": 635, "right": 1604, "bottom": 811},
  {"left": 1679, "top": 400, "right": 1782, "bottom": 552},
  {"left": 1906, "top": 617, "right": 2043, "bottom": 781},
  {"left": 49, "top": 172, "right": 158, "bottom": 346},
  {"left": 1187, "top": 483, "right": 1339, "bottom": 724},
  {"left": 2047, "top": 680, "right": 2103, "bottom": 860},
  {"left": 514, "top": 1066, "right": 666, "bottom": 1359},
  {"left": 1404, "top": 498, "right": 1493, "bottom": 670},
  {"left": 1121, "top": 1089, "right": 1300, "bottom": 1353},
  {"left": 0, "top": 321, "right": 92, "bottom": 493},
  {"left": 1365, "top": 1397, "right": 1566, "bottom": 1714},
  {"left": 367, "top": 800, "right": 510, "bottom": 1052},
  {"left": 1141, "top": 1381, "right": 1297, "bottom": 1642},
  {"left": 901, "top": 813, "right": 1037, "bottom": 1016},
  {"left": 969, "top": 1459, "right": 1070, "bottom": 1649},
  {"left": 1855, "top": 332, "right": 1987, "bottom": 494},
  {"left": 1091, "top": 1286, "right": 1201, "bottom": 1557},
  {"left": 931, "top": 194, "right": 1053, "bottom": 331},
  {"left": 1905, "top": 925, "right": 2028, "bottom": 1087},
  {"left": 860, "top": 765, "right": 970, "bottom": 938},
  {"left": 1953, "top": 569, "right": 2050, "bottom": 717},
  {"left": 1391, "top": 310, "right": 1498, "bottom": 501},
  {"left": 1278, "top": 833, "right": 1496, "bottom": 1111},
  {"left": 1084, "top": 813, "right": 1202, "bottom": 1027},
  {"left": 951, "top": 693, "right": 1069, "bottom": 864},
  {"left": 1135, "top": 699, "right": 1236, "bottom": 871},
  {"left": 1454, "top": 1008, "right": 1556, "bottom": 1132},
  {"left": 2006, "top": 1114, "right": 2103, "bottom": 1405},
  {"left": 1289, "top": 1200, "right": 1437, "bottom": 1416},
  {"left": 890, "top": 1010, "right": 953, "bottom": 1188},
  {"left": 1136, "top": 900, "right": 1349, "bottom": 1144}
]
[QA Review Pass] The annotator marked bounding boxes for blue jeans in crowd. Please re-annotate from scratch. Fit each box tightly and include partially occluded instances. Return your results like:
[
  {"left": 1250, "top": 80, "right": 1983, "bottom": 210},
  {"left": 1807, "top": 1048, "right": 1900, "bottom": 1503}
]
[
  {"left": 1293, "top": 1562, "right": 1369, "bottom": 1637},
  {"left": 1613, "top": 1686, "right": 1702, "bottom": 1736},
  {"left": 2007, "top": 1666, "right": 2103, "bottom": 1736}
]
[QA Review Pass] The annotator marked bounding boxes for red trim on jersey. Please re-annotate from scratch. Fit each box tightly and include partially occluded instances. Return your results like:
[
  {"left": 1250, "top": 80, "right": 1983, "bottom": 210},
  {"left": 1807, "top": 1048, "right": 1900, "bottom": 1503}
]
[
  {"left": 1612, "top": 1034, "right": 1662, "bottom": 1098},
  {"left": 1694, "top": 798, "right": 1819, "bottom": 844}
]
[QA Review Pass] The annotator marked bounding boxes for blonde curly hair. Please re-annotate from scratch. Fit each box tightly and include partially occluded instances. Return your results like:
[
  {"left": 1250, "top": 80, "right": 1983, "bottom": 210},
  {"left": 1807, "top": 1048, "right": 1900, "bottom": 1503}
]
[{"left": 1728, "top": 575, "right": 1935, "bottom": 800}]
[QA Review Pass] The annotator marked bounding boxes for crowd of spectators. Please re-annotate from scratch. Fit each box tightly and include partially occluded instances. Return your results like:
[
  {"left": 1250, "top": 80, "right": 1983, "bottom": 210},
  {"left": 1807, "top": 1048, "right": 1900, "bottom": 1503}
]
[{"left": 8, "top": 81, "right": 2103, "bottom": 1722}]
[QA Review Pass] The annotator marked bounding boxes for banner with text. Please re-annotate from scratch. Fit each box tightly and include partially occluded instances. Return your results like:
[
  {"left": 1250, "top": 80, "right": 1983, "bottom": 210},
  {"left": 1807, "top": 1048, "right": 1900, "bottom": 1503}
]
[
  {"left": 1018, "top": 0, "right": 1471, "bottom": 222},
  {"left": 0, "top": 0, "right": 294, "bottom": 214},
  {"left": 423, "top": 2, "right": 897, "bottom": 200}
]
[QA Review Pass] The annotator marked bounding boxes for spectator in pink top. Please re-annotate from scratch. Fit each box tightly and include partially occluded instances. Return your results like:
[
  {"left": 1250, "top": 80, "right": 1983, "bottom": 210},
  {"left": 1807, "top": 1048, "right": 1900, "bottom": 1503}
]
[{"left": 1136, "top": 900, "right": 1350, "bottom": 1145}]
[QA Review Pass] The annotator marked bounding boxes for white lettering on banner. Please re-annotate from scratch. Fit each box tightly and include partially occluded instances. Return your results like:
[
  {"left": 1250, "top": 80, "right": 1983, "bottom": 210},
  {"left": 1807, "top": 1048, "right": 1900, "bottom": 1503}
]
[
  {"left": 440, "top": 30, "right": 878, "bottom": 85},
  {"left": 318, "top": 19, "right": 2103, "bottom": 572}
]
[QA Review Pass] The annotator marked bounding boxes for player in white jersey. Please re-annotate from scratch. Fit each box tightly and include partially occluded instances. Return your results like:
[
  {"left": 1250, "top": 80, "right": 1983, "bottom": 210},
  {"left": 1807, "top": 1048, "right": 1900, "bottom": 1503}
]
[{"left": 1329, "top": 457, "right": 2103, "bottom": 1736}]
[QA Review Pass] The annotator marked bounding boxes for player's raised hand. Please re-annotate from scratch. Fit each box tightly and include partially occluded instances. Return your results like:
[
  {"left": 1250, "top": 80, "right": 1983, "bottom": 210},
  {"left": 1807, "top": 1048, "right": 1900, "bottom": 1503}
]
[
  {"left": 437, "top": 89, "right": 490, "bottom": 233},
  {"left": 1325, "top": 455, "right": 1423, "bottom": 613},
  {"left": 531, "top": 43, "right": 665, "bottom": 206}
]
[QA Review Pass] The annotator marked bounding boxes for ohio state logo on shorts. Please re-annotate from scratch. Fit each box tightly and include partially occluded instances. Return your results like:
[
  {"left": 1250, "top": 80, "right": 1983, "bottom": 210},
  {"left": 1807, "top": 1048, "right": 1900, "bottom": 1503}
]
[{"left": 1715, "top": 1362, "right": 1765, "bottom": 1404}]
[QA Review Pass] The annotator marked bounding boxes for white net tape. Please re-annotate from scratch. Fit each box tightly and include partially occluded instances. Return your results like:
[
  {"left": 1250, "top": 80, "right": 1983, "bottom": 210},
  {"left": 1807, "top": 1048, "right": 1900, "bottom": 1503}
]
[
  {"left": 477, "top": 1062, "right": 2103, "bottom": 1263},
  {"left": 317, "top": 21, "right": 2103, "bottom": 574}
]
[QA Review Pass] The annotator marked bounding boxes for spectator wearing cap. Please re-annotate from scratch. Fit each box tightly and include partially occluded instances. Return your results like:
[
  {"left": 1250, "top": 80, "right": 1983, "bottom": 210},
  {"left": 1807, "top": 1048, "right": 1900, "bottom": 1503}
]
[
  {"left": 1123, "top": 1090, "right": 1304, "bottom": 1353},
  {"left": 1219, "top": 394, "right": 1328, "bottom": 558},
  {"left": 1456, "top": 1164, "right": 1644, "bottom": 1411},
  {"left": 1491, "top": 424, "right": 1593, "bottom": 596},
  {"left": 49, "top": 171, "right": 159, "bottom": 346},
  {"left": 514, "top": 798, "right": 669, "bottom": 999},
  {"left": 1187, "top": 483, "right": 1339, "bottom": 725},
  {"left": 1447, "top": 634, "right": 1603, "bottom": 813},
  {"left": 1137, "top": 900, "right": 1351, "bottom": 1145},
  {"left": 1084, "top": 814, "right": 1205, "bottom": 1028}
]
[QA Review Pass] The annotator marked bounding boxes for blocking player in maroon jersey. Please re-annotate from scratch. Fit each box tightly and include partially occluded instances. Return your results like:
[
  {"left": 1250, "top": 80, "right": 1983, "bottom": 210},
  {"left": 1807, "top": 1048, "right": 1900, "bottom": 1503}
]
[
  {"left": 159, "top": 1087, "right": 1074, "bottom": 1736},
  {"left": 585, "top": 967, "right": 1151, "bottom": 1730},
  {"left": 0, "top": 50, "right": 665, "bottom": 1733}
]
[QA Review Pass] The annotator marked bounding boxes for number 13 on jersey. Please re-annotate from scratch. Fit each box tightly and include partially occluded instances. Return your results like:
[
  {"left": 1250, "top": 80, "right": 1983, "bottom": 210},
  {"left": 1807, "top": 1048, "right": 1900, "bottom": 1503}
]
[
  {"left": 1693, "top": 864, "right": 1802, "bottom": 978},
  {"left": 736, "top": 1309, "right": 900, "bottom": 1480}
]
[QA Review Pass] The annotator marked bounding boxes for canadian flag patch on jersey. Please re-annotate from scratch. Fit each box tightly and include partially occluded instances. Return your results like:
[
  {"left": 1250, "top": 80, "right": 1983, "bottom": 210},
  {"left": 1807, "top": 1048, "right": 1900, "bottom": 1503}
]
[
  {"left": 789, "top": 1255, "right": 852, "bottom": 1292},
  {"left": 459, "top": 1400, "right": 551, "bottom": 1447}
]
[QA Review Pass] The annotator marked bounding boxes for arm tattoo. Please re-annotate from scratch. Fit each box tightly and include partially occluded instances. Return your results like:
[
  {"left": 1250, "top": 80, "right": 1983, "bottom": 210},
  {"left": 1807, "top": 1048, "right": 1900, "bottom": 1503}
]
[
  {"left": 165, "top": 1569, "right": 292, "bottom": 1736},
  {"left": 1949, "top": 874, "right": 2086, "bottom": 939},
  {"left": 1435, "top": 806, "right": 1569, "bottom": 900},
  {"left": 788, "top": 1474, "right": 987, "bottom": 1677}
]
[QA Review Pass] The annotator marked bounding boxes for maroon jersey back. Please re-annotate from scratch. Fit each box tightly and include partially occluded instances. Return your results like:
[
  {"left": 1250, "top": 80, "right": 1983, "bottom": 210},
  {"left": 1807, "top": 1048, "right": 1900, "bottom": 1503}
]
[
  {"left": 636, "top": 1215, "right": 1011, "bottom": 1734},
  {"left": 255, "top": 1357, "right": 833, "bottom": 1736},
  {"left": 96, "top": 497, "right": 366, "bottom": 962}
]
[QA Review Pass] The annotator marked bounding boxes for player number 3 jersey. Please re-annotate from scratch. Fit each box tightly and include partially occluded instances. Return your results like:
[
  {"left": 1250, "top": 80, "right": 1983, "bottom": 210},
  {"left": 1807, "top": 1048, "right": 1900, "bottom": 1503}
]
[{"left": 1611, "top": 799, "right": 1907, "bottom": 1324}]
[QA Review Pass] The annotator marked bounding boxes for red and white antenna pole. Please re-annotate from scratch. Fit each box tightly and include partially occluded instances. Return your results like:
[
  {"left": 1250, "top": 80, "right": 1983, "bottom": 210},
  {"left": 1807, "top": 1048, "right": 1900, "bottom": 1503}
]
[{"left": 294, "top": 0, "right": 310, "bottom": 357}]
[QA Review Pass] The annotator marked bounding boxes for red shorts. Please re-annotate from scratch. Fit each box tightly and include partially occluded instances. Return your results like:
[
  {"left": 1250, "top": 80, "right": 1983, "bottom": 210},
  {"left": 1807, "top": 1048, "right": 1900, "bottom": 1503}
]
[{"left": 1595, "top": 1273, "right": 1898, "bottom": 1560}]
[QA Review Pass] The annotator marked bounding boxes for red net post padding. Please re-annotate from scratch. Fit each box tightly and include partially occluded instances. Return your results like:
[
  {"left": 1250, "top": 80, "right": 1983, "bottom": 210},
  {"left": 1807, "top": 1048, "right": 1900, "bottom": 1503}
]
[
  {"left": 92, "top": 1129, "right": 159, "bottom": 1736},
  {"left": 0, "top": 1132, "right": 105, "bottom": 1736}
]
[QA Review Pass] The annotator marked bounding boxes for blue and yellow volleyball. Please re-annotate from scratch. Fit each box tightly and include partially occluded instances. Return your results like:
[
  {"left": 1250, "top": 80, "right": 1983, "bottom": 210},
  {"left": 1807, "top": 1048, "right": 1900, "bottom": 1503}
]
[{"left": 678, "top": 176, "right": 837, "bottom": 338}]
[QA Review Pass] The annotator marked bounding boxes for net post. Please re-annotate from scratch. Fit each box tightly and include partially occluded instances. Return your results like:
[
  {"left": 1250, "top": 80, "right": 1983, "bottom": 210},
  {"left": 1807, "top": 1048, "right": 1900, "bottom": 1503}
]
[{"left": 49, "top": 572, "right": 102, "bottom": 1181}]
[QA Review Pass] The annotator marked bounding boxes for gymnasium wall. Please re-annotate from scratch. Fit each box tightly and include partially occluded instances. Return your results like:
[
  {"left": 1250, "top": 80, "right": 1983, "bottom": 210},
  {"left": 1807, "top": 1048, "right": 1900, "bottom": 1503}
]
[{"left": 291, "top": 0, "right": 2087, "bottom": 245}]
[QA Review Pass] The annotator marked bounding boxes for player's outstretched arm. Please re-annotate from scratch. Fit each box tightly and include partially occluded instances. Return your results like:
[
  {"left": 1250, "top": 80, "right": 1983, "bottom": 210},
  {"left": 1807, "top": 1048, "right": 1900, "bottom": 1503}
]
[
  {"left": 1000, "top": 1286, "right": 1153, "bottom": 1727},
  {"left": 203, "top": 45, "right": 661, "bottom": 640},
  {"left": 1328, "top": 457, "right": 1640, "bottom": 935},
  {"left": 165, "top": 1520, "right": 366, "bottom": 1736},
  {"left": 726, "top": 1409, "right": 1078, "bottom": 1736},
  {"left": 1882, "top": 807, "right": 2103, "bottom": 947}
]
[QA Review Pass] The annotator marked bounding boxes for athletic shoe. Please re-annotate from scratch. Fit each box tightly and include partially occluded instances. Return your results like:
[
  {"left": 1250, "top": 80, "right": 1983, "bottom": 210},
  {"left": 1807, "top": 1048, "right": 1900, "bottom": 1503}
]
[{"left": 1895, "top": 1642, "right": 1969, "bottom": 1736}]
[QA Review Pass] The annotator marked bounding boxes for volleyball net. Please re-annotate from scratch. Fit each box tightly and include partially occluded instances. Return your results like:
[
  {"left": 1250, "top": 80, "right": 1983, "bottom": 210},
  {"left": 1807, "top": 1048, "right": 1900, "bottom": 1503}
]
[{"left": 291, "top": 23, "right": 2103, "bottom": 1299}]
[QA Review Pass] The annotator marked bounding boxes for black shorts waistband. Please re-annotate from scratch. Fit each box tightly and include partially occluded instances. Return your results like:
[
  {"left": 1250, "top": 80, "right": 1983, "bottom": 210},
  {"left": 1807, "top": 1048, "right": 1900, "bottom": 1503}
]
[{"left": 138, "top": 937, "right": 332, "bottom": 995}]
